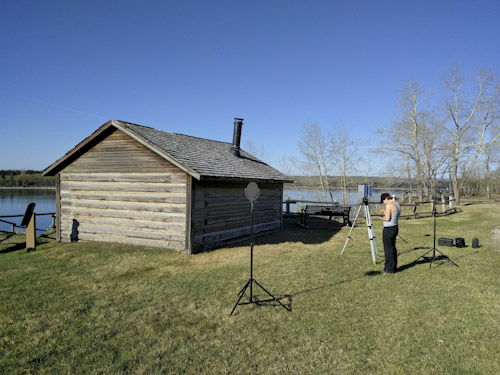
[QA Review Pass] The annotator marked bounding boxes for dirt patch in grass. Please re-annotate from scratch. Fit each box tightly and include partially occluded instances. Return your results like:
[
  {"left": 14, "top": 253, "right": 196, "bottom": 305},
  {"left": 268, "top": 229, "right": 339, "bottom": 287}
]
[{"left": 492, "top": 227, "right": 500, "bottom": 250}]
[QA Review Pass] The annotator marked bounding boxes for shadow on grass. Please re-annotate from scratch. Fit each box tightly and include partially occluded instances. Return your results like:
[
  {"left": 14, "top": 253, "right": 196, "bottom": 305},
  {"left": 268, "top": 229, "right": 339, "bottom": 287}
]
[
  {"left": 289, "top": 274, "right": 366, "bottom": 299},
  {"left": 265, "top": 217, "right": 344, "bottom": 245},
  {"left": 233, "top": 249, "right": 469, "bottom": 313},
  {"left": 0, "top": 242, "right": 27, "bottom": 254},
  {"left": 0, "top": 232, "right": 56, "bottom": 254},
  {"left": 224, "top": 217, "right": 344, "bottom": 251},
  {"left": 230, "top": 294, "right": 294, "bottom": 315},
  {"left": 462, "top": 199, "right": 500, "bottom": 206},
  {"left": 0, "top": 232, "right": 15, "bottom": 243},
  {"left": 398, "top": 253, "right": 460, "bottom": 272}
]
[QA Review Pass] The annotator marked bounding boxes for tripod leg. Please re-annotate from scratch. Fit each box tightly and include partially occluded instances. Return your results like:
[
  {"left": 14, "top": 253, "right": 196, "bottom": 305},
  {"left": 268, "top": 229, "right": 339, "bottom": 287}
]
[
  {"left": 365, "top": 205, "right": 377, "bottom": 265},
  {"left": 341, "top": 204, "right": 362, "bottom": 254},
  {"left": 229, "top": 279, "right": 253, "bottom": 317},
  {"left": 432, "top": 248, "right": 459, "bottom": 268},
  {"left": 397, "top": 234, "right": 408, "bottom": 243},
  {"left": 414, "top": 247, "right": 435, "bottom": 263},
  {"left": 365, "top": 204, "right": 379, "bottom": 257},
  {"left": 253, "top": 279, "right": 291, "bottom": 312},
  {"left": 429, "top": 248, "right": 437, "bottom": 269}
]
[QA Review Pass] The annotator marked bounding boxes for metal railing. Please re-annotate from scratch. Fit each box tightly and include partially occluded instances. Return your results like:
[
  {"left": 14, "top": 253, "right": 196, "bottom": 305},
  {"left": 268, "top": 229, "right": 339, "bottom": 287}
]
[
  {"left": 0, "top": 213, "right": 56, "bottom": 233},
  {"left": 283, "top": 195, "right": 457, "bottom": 219}
]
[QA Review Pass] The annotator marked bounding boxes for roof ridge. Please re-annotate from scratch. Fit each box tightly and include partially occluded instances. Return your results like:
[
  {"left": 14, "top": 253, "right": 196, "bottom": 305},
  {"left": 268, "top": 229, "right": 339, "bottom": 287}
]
[
  {"left": 171, "top": 132, "right": 231, "bottom": 145},
  {"left": 114, "top": 120, "right": 157, "bottom": 130},
  {"left": 117, "top": 120, "right": 230, "bottom": 145}
]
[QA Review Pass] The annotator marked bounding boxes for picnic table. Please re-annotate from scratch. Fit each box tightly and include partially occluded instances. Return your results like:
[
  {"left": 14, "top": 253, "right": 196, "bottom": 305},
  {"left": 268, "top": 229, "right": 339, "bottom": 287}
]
[{"left": 300, "top": 205, "right": 352, "bottom": 227}]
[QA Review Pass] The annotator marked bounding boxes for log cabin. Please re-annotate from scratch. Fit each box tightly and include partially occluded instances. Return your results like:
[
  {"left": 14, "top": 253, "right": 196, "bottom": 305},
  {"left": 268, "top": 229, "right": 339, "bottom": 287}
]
[{"left": 42, "top": 119, "right": 292, "bottom": 253}]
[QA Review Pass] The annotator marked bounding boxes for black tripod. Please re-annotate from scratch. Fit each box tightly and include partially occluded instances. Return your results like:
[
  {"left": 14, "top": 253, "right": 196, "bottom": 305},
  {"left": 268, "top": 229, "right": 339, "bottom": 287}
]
[
  {"left": 414, "top": 203, "right": 459, "bottom": 269},
  {"left": 229, "top": 194, "right": 291, "bottom": 316}
]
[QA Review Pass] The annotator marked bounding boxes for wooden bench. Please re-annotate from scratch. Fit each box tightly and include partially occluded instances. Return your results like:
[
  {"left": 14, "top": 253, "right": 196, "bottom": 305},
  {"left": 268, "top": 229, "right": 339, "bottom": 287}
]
[{"left": 300, "top": 205, "right": 352, "bottom": 227}]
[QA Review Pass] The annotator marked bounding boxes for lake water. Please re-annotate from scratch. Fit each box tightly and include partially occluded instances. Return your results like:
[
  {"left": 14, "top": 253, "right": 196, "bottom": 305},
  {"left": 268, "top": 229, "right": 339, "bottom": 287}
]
[
  {"left": 0, "top": 189, "right": 56, "bottom": 233},
  {"left": 0, "top": 187, "right": 390, "bottom": 233}
]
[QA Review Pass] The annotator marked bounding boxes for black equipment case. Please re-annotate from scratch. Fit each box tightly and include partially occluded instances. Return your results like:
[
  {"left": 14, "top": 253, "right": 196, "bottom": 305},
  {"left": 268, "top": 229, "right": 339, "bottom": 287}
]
[
  {"left": 472, "top": 238, "right": 479, "bottom": 248},
  {"left": 438, "top": 238, "right": 454, "bottom": 247}
]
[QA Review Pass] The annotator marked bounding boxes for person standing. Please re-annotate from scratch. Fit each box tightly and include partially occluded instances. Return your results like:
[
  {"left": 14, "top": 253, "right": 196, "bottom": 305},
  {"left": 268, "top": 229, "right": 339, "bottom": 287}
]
[{"left": 379, "top": 193, "right": 401, "bottom": 273}]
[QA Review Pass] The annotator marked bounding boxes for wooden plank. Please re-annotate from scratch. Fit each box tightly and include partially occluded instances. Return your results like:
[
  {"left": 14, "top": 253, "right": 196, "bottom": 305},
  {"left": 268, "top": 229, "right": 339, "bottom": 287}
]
[
  {"left": 279, "top": 185, "right": 284, "bottom": 230},
  {"left": 193, "top": 204, "right": 278, "bottom": 219},
  {"left": 61, "top": 172, "right": 183, "bottom": 183},
  {"left": 60, "top": 180, "right": 187, "bottom": 192},
  {"left": 61, "top": 207, "right": 185, "bottom": 222},
  {"left": 194, "top": 187, "right": 282, "bottom": 199},
  {"left": 60, "top": 191, "right": 186, "bottom": 204},
  {"left": 192, "top": 214, "right": 279, "bottom": 236},
  {"left": 56, "top": 173, "right": 61, "bottom": 241},
  {"left": 61, "top": 198, "right": 186, "bottom": 214},
  {"left": 193, "top": 209, "right": 278, "bottom": 227},
  {"left": 60, "top": 222, "right": 186, "bottom": 242},
  {"left": 193, "top": 221, "right": 281, "bottom": 246},
  {"left": 60, "top": 231, "right": 185, "bottom": 250},
  {"left": 66, "top": 215, "right": 185, "bottom": 231},
  {"left": 194, "top": 198, "right": 278, "bottom": 211},
  {"left": 185, "top": 175, "right": 193, "bottom": 254}
]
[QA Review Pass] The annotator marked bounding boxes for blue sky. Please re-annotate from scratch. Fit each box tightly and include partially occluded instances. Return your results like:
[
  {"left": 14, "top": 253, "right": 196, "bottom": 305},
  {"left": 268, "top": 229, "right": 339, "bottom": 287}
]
[{"left": 1, "top": 0, "right": 499, "bottom": 175}]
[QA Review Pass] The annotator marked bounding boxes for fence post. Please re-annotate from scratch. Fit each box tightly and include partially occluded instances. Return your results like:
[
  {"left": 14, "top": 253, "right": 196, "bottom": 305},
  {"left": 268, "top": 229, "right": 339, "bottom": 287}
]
[
  {"left": 21, "top": 203, "right": 36, "bottom": 252},
  {"left": 26, "top": 214, "right": 36, "bottom": 251},
  {"left": 449, "top": 195, "right": 454, "bottom": 209},
  {"left": 285, "top": 198, "right": 291, "bottom": 215},
  {"left": 51, "top": 213, "right": 56, "bottom": 229},
  {"left": 441, "top": 193, "right": 446, "bottom": 214}
]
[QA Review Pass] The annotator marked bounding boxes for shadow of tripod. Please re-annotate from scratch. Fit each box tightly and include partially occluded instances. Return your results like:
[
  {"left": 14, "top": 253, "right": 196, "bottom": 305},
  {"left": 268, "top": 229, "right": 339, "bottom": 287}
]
[{"left": 413, "top": 203, "right": 458, "bottom": 269}]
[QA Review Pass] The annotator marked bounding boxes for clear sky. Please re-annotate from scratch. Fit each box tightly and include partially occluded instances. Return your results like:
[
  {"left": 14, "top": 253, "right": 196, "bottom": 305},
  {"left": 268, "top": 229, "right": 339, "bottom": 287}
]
[{"left": 1, "top": 0, "right": 499, "bottom": 175}]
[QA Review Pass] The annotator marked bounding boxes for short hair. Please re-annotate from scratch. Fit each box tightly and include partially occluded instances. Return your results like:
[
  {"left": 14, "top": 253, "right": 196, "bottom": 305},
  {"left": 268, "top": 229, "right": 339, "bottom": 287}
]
[{"left": 380, "top": 193, "right": 391, "bottom": 203}]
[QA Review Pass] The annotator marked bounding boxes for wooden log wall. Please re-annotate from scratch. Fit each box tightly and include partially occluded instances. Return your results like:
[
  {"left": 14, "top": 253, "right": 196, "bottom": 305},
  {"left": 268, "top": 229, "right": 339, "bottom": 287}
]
[
  {"left": 191, "top": 181, "right": 283, "bottom": 252},
  {"left": 59, "top": 130, "right": 188, "bottom": 250}
]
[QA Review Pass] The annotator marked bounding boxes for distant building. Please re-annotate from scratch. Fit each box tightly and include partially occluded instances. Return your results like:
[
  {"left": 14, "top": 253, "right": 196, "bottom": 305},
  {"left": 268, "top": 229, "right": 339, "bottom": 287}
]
[{"left": 42, "top": 119, "right": 292, "bottom": 253}]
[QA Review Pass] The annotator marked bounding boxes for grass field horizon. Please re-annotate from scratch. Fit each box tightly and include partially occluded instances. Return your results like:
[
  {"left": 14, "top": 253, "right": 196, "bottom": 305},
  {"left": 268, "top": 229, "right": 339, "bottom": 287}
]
[{"left": 1, "top": 198, "right": 500, "bottom": 374}]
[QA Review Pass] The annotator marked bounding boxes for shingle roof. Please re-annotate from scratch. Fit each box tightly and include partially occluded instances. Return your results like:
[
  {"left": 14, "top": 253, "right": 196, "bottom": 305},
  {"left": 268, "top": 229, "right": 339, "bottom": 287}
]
[{"left": 43, "top": 120, "right": 292, "bottom": 183}]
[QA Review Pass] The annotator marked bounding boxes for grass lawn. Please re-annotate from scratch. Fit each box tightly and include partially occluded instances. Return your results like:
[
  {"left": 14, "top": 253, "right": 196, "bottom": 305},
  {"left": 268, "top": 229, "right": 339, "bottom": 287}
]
[{"left": 1, "top": 198, "right": 500, "bottom": 374}]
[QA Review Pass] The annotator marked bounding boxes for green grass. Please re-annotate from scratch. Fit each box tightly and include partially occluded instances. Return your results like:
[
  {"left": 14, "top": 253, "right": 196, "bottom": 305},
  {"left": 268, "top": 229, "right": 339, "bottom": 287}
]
[{"left": 1, "top": 199, "right": 500, "bottom": 374}]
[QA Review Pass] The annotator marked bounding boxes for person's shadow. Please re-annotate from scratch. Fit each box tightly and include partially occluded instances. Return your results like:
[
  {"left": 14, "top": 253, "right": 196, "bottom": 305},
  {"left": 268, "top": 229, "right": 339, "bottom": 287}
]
[{"left": 70, "top": 219, "right": 79, "bottom": 242}]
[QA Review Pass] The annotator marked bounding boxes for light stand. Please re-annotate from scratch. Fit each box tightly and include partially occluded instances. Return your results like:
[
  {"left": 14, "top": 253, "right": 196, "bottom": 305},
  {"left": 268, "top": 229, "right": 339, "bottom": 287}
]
[
  {"left": 229, "top": 182, "right": 291, "bottom": 317},
  {"left": 413, "top": 201, "right": 459, "bottom": 269}
]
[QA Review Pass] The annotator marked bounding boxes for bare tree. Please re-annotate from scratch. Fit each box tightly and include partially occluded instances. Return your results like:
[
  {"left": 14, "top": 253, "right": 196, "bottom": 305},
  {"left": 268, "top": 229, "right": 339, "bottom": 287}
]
[
  {"left": 442, "top": 66, "right": 500, "bottom": 204},
  {"left": 420, "top": 110, "right": 448, "bottom": 196},
  {"left": 480, "top": 138, "right": 500, "bottom": 198},
  {"left": 297, "top": 121, "right": 334, "bottom": 203},
  {"left": 329, "top": 125, "right": 359, "bottom": 205},
  {"left": 380, "top": 82, "right": 435, "bottom": 200},
  {"left": 243, "top": 140, "right": 267, "bottom": 161}
]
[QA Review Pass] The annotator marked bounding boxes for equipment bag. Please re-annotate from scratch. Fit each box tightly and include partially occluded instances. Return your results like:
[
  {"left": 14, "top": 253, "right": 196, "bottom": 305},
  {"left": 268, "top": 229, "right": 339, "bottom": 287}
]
[
  {"left": 455, "top": 238, "right": 465, "bottom": 248},
  {"left": 472, "top": 237, "right": 479, "bottom": 248},
  {"left": 438, "top": 238, "right": 454, "bottom": 247}
]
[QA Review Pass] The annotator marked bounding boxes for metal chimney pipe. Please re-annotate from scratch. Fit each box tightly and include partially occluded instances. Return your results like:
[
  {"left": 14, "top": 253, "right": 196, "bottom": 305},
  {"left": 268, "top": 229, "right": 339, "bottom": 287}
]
[{"left": 231, "top": 118, "right": 244, "bottom": 157}]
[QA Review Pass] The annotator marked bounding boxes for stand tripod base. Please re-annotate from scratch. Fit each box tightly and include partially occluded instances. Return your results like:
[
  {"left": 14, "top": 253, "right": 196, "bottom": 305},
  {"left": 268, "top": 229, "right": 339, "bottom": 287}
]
[
  {"left": 414, "top": 247, "right": 459, "bottom": 269},
  {"left": 229, "top": 278, "right": 291, "bottom": 316}
]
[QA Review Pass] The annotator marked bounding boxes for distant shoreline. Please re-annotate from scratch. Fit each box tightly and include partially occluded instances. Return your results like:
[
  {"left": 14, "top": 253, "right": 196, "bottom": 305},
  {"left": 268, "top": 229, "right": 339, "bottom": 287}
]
[
  {"left": 0, "top": 186, "right": 55, "bottom": 190},
  {"left": 284, "top": 185, "right": 406, "bottom": 191}
]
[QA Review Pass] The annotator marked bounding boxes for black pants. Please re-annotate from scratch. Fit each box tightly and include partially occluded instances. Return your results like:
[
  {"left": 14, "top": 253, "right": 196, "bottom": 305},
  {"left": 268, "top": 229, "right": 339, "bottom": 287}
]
[{"left": 382, "top": 226, "right": 398, "bottom": 273}]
